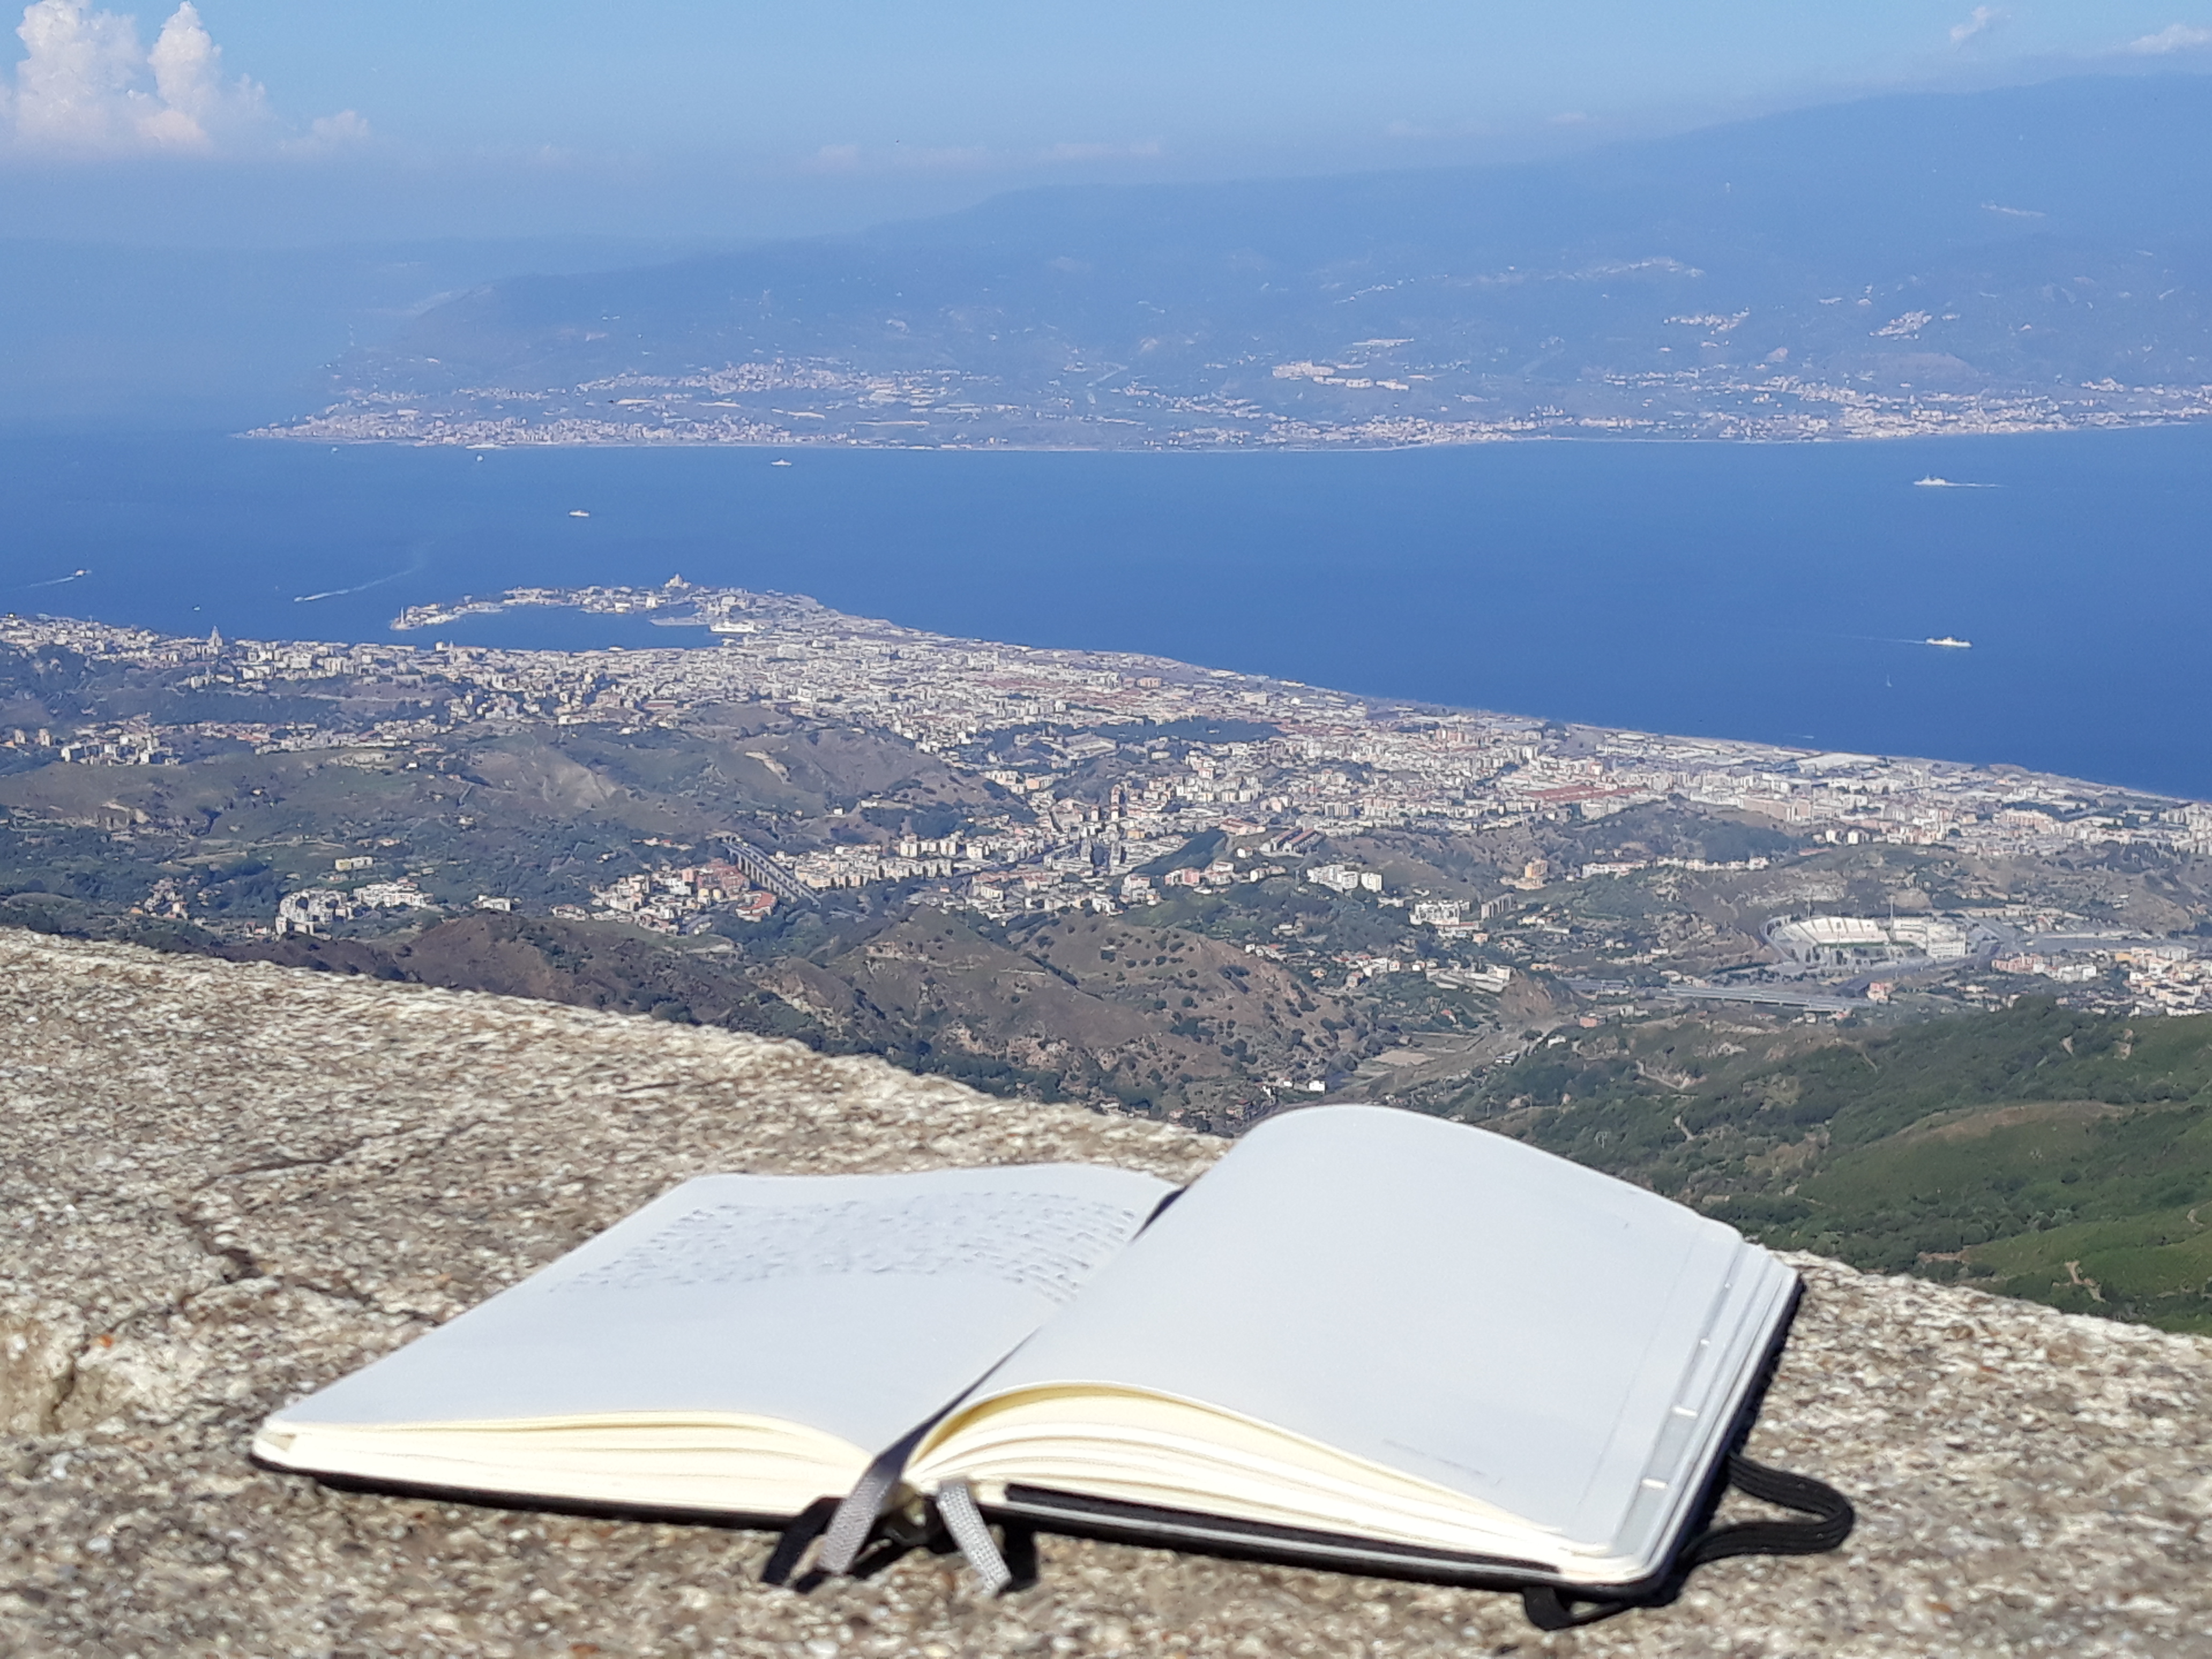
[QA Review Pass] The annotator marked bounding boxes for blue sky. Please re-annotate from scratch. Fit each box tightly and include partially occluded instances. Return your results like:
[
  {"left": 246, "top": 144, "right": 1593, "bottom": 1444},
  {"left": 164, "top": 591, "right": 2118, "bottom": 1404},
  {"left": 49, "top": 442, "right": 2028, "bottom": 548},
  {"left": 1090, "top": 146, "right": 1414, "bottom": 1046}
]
[{"left": 5, "top": 1, "right": 2212, "bottom": 242}]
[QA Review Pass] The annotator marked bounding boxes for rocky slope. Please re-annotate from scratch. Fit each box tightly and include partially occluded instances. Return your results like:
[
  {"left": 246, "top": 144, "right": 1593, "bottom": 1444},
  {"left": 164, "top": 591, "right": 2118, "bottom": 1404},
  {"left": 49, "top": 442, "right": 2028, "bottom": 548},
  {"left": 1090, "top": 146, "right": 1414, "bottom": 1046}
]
[{"left": 4, "top": 930, "right": 2210, "bottom": 1656}]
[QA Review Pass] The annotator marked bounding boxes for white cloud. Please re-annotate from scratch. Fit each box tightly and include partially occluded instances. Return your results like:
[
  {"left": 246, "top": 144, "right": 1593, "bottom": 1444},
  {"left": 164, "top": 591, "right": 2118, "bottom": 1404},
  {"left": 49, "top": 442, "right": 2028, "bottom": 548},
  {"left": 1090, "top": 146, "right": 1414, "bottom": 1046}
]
[
  {"left": 12, "top": 0, "right": 148, "bottom": 150},
  {"left": 1949, "top": 5, "right": 2005, "bottom": 45},
  {"left": 281, "top": 107, "right": 371, "bottom": 156},
  {"left": 2127, "top": 22, "right": 2212, "bottom": 53},
  {"left": 145, "top": 2, "right": 265, "bottom": 144},
  {"left": 2, "top": 0, "right": 354, "bottom": 157}
]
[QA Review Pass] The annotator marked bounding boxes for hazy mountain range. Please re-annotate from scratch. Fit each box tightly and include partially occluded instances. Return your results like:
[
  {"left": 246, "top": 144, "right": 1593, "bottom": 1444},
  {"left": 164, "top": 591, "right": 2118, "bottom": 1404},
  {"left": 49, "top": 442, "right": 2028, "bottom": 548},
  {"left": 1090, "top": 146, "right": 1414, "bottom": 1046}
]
[
  {"left": 10, "top": 73, "right": 2212, "bottom": 444},
  {"left": 266, "top": 73, "right": 2212, "bottom": 449}
]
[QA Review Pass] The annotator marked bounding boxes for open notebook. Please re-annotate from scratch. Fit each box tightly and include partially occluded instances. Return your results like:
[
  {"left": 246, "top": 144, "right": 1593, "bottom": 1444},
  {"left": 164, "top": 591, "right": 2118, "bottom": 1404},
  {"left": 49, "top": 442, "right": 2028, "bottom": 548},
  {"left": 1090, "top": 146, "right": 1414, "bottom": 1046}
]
[{"left": 255, "top": 1107, "right": 1850, "bottom": 1626}]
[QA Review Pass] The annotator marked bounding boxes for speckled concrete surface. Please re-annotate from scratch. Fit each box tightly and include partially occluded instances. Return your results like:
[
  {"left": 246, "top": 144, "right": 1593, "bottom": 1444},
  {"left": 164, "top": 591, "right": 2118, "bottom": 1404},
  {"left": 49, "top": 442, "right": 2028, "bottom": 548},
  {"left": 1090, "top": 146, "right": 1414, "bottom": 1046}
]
[{"left": 4, "top": 931, "right": 2210, "bottom": 1657}]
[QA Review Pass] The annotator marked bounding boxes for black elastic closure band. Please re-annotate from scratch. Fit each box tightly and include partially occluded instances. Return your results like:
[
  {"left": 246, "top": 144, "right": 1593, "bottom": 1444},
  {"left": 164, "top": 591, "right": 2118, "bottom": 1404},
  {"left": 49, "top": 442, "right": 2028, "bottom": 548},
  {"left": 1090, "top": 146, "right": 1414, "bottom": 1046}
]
[
  {"left": 1679, "top": 1452, "right": 1857, "bottom": 1566},
  {"left": 1521, "top": 1586, "right": 1628, "bottom": 1632},
  {"left": 1520, "top": 1452, "right": 1856, "bottom": 1631},
  {"left": 760, "top": 1496, "right": 838, "bottom": 1587}
]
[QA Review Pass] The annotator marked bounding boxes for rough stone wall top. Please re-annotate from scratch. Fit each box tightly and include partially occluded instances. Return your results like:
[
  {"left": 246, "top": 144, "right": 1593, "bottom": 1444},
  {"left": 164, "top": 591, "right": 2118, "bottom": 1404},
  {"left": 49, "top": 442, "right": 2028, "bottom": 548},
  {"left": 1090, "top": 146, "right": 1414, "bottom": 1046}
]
[{"left": 3, "top": 931, "right": 2210, "bottom": 1658}]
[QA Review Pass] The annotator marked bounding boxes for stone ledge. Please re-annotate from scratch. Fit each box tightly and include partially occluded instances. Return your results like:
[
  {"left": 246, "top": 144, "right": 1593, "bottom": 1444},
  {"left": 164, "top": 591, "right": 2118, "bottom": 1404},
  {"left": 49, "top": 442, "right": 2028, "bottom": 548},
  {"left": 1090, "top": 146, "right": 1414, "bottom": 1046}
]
[{"left": 4, "top": 931, "right": 2210, "bottom": 1656}]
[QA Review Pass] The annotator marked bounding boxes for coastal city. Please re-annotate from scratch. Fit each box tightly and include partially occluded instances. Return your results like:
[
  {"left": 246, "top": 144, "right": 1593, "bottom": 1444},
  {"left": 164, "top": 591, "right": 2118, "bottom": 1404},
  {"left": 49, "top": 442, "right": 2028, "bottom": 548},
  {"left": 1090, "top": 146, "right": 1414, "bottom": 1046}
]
[
  {"left": 253, "top": 355, "right": 2212, "bottom": 452},
  {"left": 5, "top": 580, "right": 2207, "bottom": 1038}
]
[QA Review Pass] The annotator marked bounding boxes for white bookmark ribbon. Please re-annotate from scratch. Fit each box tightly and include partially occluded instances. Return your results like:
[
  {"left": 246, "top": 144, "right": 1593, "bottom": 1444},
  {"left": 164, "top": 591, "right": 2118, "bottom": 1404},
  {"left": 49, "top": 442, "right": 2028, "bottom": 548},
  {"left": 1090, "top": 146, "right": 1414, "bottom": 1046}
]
[{"left": 933, "top": 1478, "right": 1013, "bottom": 1595}]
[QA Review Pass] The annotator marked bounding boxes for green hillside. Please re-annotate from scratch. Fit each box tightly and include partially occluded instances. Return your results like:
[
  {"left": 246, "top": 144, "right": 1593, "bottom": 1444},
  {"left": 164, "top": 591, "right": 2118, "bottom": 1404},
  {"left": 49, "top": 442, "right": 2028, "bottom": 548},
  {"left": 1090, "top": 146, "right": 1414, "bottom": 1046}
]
[{"left": 1454, "top": 1000, "right": 2212, "bottom": 1333}]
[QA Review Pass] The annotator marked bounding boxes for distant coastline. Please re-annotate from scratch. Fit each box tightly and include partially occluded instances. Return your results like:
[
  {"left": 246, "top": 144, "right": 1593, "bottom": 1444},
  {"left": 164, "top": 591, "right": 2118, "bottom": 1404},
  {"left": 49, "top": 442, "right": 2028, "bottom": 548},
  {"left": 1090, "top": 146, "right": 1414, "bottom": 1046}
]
[{"left": 243, "top": 363, "right": 2212, "bottom": 453}]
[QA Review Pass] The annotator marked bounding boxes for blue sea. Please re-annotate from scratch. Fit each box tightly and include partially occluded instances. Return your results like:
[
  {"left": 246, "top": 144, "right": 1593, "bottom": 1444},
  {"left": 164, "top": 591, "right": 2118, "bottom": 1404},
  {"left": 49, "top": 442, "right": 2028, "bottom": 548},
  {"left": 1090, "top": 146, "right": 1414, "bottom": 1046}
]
[{"left": 3, "top": 428, "right": 2208, "bottom": 800}]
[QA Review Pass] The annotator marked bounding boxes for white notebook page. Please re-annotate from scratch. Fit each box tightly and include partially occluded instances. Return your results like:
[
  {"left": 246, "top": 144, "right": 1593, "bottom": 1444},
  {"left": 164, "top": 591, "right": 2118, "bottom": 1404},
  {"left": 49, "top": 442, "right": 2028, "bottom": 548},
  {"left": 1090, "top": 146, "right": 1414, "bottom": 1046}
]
[
  {"left": 272, "top": 1162, "right": 1174, "bottom": 1459},
  {"left": 946, "top": 1107, "right": 1784, "bottom": 1555}
]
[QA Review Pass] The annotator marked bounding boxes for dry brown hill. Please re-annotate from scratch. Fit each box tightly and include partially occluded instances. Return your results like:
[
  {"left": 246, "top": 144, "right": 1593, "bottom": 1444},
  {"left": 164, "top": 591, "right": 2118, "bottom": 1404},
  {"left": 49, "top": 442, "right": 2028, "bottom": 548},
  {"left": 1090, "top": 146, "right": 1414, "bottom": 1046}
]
[
  {"left": 764, "top": 910, "right": 1358, "bottom": 1112},
  {"left": 4, "top": 931, "right": 2210, "bottom": 1656}
]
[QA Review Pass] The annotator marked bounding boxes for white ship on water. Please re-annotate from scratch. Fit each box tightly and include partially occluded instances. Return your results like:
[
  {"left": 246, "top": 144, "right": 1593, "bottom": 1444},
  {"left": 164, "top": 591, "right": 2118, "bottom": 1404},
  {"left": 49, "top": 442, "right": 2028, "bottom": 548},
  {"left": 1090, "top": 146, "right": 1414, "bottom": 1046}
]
[{"left": 1924, "top": 636, "right": 1972, "bottom": 649}]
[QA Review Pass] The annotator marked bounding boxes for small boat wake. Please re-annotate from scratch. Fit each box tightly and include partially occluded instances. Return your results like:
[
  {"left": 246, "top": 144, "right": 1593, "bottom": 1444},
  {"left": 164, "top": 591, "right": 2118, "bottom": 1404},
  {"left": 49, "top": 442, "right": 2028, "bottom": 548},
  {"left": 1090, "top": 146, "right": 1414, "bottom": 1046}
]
[
  {"left": 1841, "top": 633, "right": 1976, "bottom": 650},
  {"left": 295, "top": 554, "right": 427, "bottom": 604},
  {"left": 21, "top": 568, "right": 89, "bottom": 589},
  {"left": 1913, "top": 476, "right": 1997, "bottom": 489}
]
